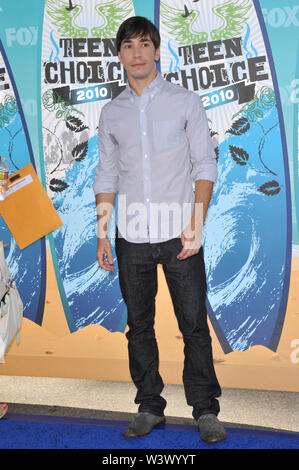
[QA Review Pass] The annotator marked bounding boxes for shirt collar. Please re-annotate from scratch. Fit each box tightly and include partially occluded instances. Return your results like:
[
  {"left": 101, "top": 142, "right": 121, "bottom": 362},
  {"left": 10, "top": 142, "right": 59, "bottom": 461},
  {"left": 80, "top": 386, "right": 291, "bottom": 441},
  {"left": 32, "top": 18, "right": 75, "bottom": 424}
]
[{"left": 126, "top": 71, "right": 163, "bottom": 98}]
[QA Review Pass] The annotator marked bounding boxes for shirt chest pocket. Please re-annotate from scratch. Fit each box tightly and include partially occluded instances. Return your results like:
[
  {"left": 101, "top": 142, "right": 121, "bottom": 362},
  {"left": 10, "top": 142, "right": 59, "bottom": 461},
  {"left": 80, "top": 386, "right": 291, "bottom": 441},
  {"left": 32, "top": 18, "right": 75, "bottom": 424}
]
[{"left": 153, "top": 118, "right": 186, "bottom": 153}]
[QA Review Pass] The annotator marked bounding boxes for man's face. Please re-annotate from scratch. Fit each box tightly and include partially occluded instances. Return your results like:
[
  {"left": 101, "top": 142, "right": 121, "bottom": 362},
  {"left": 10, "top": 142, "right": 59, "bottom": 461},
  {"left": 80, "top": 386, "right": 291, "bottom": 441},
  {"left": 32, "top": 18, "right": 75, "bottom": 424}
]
[{"left": 118, "top": 34, "right": 160, "bottom": 82}]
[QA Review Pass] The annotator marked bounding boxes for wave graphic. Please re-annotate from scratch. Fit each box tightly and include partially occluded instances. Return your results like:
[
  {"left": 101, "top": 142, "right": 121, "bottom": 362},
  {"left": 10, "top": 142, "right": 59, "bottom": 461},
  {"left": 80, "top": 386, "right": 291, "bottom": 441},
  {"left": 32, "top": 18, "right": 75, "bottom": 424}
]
[
  {"left": 203, "top": 102, "right": 287, "bottom": 351},
  {"left": 244, "top": 22, "right": 258, "bottom": 58},
  {"left": 49, "top": 135, "right": 126, "bottom": 332},
  {"left": 49, "top": 30, "right": 60, "bottom": 63},
  {"left": 168, "top": 39, "right": 180, "bottom": 73}
]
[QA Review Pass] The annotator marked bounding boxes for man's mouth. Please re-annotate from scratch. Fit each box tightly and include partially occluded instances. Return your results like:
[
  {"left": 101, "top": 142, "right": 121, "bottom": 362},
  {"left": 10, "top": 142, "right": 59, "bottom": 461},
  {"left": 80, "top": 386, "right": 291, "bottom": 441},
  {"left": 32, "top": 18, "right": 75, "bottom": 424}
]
[{"left": 131, "top": 63, "right": 146, "bottom": 68}]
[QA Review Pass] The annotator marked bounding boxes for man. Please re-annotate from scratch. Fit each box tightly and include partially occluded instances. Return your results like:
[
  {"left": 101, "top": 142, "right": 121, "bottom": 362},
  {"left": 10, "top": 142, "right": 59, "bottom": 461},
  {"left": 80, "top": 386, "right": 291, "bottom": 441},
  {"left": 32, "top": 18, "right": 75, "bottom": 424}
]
[{"left": 93, "top": 16, "right": 226, "bottom": 443}]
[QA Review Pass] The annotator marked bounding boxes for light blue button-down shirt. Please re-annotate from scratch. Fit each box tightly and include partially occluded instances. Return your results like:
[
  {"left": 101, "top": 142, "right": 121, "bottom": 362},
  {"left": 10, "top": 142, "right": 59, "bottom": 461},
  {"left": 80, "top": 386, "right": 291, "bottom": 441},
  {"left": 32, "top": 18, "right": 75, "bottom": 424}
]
[{"left": 93, "top": 72, "right": 217, "bottom": 243}]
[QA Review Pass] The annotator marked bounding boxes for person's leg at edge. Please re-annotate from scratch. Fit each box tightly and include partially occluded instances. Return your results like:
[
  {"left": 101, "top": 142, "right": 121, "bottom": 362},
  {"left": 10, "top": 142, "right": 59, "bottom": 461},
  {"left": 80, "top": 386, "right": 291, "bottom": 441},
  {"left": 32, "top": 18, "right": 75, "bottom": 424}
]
[{"left": 0, "top": 403, "right": 8, "bottom": 419}]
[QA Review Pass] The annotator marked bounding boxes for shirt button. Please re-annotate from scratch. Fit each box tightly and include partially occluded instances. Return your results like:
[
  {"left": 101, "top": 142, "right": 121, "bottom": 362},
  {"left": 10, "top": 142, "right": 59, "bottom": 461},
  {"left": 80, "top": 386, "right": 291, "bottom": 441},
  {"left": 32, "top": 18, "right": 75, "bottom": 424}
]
[
  {"left": 141, "top": 109, "right": 144, "bottom": 112},
  {"left": 144, "top": 154, "right": 148, "bottom": 158},
  {"left": 146, "top": 198, "right": 150, "bottom": 202},
  {"left": 143, "top": 131, "right": 147, "bottom": 135}
]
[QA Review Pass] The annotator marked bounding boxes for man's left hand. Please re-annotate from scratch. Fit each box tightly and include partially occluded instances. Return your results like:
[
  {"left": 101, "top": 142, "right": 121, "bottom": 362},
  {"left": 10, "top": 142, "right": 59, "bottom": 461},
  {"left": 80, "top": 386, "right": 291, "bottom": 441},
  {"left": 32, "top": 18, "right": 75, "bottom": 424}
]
[{"left": 176, "top": 228, "right": 202, "bottom": 260}]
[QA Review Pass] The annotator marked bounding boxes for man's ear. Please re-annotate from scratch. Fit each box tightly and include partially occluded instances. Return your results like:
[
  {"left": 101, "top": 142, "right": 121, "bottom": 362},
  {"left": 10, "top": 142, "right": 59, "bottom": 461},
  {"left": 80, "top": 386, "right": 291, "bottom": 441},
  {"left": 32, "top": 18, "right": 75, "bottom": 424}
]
[{"left": 155, "top": 47, "right": 160, "bottom": 62}]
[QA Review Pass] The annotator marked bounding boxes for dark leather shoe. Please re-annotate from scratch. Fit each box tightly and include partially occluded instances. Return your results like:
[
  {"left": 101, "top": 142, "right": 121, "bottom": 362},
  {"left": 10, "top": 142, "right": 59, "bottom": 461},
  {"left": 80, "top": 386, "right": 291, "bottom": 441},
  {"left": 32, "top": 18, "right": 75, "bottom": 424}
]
[
  {"left": 198, "top": 414, "right": 227, "bottom": 443},
  {"left": 122, "top": 412, "right": 166, "bottom": 437}
]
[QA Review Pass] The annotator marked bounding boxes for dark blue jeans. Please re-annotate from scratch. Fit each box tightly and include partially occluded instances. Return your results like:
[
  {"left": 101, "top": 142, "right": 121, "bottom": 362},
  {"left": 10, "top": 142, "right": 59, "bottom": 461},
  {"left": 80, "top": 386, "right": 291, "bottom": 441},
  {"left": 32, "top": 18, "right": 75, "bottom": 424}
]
[{"left": 115, "top": 234, "right": 221, "bottom": 420}]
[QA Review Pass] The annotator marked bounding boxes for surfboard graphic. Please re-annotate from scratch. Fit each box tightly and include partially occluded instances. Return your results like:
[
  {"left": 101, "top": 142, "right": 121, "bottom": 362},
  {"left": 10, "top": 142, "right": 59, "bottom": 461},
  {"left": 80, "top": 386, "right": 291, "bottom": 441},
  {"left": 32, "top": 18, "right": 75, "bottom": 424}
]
[
  {"left": 41, "top": 0, "right": 135, "bottom": 333},
  {"left": 0, "top": 39, "right": 46, "bottom": 325},
  {"left": 156, "top": 0, "right": 292, "bottom": 352}
]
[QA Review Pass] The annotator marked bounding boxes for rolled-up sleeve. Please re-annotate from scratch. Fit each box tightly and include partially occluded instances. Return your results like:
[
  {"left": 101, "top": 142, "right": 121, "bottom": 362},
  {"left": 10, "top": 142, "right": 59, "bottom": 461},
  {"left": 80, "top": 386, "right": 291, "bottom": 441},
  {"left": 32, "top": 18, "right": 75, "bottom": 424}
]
[
  {"left": 93, "top": 105, "right": 119, "bottom": 195},
  {"left": 186, "top": 92, "right": 218, "bottom": 183}
]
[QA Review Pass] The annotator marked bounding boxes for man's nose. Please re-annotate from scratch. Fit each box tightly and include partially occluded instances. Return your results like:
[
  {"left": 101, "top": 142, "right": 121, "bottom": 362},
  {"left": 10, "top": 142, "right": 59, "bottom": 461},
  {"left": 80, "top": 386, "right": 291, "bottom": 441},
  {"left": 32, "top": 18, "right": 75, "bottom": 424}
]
[{"left": 132, "top": 45, "right": 142, "bottom": 57}]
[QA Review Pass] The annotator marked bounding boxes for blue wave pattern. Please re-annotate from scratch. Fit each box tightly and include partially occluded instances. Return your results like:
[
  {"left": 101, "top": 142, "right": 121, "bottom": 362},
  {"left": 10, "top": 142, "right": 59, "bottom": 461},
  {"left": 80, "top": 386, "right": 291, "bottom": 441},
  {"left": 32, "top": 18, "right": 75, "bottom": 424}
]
[
  {"left": 0, "top": 107, "right": 44, "bottom": 324},
  {"left": 49, "top": 30, "right": 60, "bottom": 63},
  {"left": 203, "top": 98, "right": 287, "bottom": 351},
  {"left": 50, "top": 135, "right": 126, "bottom": 332},
  {"left": 243, "top": 22, "right": 258, "bottom": 58},
  {"left": 168, "top": 39, "right": 180, "bottom": 73}
]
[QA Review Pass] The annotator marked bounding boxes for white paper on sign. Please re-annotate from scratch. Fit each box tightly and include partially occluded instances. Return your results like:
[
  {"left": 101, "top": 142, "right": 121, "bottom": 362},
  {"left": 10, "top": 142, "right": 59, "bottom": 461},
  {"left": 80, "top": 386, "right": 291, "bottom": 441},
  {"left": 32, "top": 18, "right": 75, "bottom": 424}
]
[{"left": 6, "top": 174, "right": 33, "bottom": 197}]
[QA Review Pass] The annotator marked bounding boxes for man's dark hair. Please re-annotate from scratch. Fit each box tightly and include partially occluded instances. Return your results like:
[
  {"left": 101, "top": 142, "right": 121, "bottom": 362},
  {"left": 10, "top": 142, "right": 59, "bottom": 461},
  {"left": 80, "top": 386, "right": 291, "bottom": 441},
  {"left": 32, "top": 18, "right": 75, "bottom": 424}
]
[{"left": 116, "top": 16, "right": 161, "bottom": 52}]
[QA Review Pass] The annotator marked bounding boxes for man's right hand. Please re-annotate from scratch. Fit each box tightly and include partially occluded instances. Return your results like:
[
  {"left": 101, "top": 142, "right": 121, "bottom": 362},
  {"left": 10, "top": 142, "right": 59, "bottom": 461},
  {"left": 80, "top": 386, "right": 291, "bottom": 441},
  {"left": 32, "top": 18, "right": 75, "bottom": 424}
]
[{"left": 96, "top": 237, "right": 114, "bottom": 272}]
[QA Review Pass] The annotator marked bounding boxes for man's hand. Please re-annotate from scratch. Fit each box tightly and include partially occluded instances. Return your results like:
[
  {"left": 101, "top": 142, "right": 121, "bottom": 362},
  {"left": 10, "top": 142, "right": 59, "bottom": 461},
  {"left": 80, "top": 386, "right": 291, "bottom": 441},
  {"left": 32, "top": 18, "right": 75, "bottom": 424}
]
[
  {"left": 176, "top": 179, "right": 214, "bottom": 261},
  {"left": 177, "top": 224, "right": 202, "bottom": 260},
  {"left": 95, "top": 193, "right": 116, "bottom": 271},
  {"left": 97, "top": 237, "right": 114, "bottom": 271}
]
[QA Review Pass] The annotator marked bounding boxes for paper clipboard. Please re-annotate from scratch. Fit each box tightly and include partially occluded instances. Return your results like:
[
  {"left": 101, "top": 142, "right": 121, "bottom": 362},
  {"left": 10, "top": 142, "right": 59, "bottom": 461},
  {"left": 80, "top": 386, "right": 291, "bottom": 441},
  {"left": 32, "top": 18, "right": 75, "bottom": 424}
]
[{"left": 0, "top": 164, "right": 63, "bottom": 249}]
